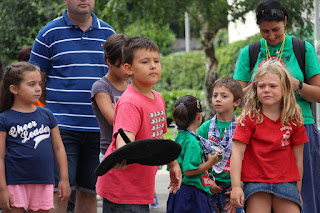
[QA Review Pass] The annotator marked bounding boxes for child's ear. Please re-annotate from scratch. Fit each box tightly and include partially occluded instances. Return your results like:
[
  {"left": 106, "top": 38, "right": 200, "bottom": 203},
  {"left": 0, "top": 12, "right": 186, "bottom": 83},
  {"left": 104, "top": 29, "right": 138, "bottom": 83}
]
[
  {"left": 106, "top": 59, "right": 111, "bottom": 66},
  {"left": 197, "top": 112, "right": 202, "bottom": 121},
  {"left": 234, "top": 99, "right": 241, "bottom": 108},
  {"left": 124, "top": 63, "right": 133, "bottom": 76},
  {"left": 9, "top": 85, "right": 18, "bottom": 95}
]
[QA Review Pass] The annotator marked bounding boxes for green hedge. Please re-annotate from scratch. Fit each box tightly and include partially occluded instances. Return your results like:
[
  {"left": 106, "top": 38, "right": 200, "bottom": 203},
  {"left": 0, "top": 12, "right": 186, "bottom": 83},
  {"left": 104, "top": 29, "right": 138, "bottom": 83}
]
[
  {"left": 156, "top": 35, "right": 260, "bottom": 123},
  {"left": 216, "top": 34, "right": 261, "bottom": 78},
  {"left": 156, "top": 34, "right": 261, "bottom": 93},
  {"left": 160, "top": 89, "right": 204, "bottom": 125},
  {"left": 157, "top": 35, "right": 260, "bottom": 122},
  {"left": 154, "top": 51, "right": 206, "bottom": 91}
]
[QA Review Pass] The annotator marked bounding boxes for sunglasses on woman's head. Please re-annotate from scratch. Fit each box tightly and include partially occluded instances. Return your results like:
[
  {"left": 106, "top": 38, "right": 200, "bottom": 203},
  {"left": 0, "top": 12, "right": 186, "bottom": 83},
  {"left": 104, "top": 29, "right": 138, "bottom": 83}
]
[{"left": 256, "top": 9, "right": 285, "bottom": 20}]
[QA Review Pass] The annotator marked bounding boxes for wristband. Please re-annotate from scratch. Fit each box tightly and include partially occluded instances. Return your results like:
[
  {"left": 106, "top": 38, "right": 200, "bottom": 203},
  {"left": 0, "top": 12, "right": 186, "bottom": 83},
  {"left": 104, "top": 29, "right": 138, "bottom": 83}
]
[{"left": 296, "top": 80, "right": 303, "bottom": 93}]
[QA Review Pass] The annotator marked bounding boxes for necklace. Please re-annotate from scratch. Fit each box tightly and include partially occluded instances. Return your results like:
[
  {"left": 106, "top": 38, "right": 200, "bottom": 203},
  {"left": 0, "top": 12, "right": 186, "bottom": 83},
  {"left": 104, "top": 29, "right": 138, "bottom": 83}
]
[{"left": 265, "top": 34, "right": 286, "bottom": 63}]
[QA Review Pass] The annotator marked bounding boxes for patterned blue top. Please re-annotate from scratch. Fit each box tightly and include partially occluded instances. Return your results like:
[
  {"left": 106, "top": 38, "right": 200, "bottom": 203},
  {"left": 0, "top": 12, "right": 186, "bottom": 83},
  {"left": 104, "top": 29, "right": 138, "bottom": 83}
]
[
  {"left": 29, "top": 10, "right": 115, "bottom": 132},
  {"left": 0, "top": 107, "right": 58, "bottom": 185}
]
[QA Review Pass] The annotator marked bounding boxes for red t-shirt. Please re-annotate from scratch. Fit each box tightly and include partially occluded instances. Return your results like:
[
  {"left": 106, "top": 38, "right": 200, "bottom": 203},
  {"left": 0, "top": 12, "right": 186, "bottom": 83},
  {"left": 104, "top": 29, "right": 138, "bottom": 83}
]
[
  {"left": 96, "top": 85, "right": 167, "bottom": 204},
  {"left": 233, "top": 113, "right": 308, "bottom": 183}
]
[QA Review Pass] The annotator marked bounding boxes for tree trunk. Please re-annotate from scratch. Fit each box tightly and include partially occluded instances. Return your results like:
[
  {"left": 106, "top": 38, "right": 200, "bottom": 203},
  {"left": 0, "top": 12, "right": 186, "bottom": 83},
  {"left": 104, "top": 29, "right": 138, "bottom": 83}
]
[{"left": 200, "top": 23, "right": 219, "bottom": 121}]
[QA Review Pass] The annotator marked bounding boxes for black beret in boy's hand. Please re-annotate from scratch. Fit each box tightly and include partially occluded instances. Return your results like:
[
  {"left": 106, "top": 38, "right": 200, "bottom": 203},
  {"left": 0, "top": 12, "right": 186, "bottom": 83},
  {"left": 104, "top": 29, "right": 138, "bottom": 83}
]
[{"left": 94, "top": 128, "right": 182, "bottom": 176}]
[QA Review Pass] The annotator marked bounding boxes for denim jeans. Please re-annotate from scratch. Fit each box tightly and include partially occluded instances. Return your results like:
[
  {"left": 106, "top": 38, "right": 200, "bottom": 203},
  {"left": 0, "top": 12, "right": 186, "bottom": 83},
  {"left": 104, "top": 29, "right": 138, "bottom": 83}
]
[{"left": 54, "top": 129, "right": 100, "bottom": 193}]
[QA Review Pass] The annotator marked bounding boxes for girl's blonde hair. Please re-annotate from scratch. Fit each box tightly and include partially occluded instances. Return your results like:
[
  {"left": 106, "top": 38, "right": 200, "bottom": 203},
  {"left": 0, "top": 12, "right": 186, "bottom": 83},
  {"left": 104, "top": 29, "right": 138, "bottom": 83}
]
[{"left": 238, "top": 63, "right": 303, "bottom": 126}]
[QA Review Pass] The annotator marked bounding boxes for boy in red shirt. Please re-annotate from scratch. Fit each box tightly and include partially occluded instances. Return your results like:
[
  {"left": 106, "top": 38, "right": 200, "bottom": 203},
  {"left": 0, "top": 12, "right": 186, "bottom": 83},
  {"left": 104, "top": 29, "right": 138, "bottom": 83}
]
[{"left": 96, "top": 37, "right": 181, "bottom": 212}]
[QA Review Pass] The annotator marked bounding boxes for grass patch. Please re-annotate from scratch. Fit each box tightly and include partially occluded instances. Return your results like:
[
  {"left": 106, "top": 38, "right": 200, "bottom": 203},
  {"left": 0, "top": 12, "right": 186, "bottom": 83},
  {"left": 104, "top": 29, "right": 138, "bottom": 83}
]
[{"left": 163, "top": 127, "right": 174, "bottom": 140}]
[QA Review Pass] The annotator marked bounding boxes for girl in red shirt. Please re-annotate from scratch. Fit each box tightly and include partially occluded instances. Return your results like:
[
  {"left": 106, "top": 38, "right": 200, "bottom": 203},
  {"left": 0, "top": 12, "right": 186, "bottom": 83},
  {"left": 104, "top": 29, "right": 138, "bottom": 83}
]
[{"left": 230, "top": 63, "right": 308, "bottom": 212}]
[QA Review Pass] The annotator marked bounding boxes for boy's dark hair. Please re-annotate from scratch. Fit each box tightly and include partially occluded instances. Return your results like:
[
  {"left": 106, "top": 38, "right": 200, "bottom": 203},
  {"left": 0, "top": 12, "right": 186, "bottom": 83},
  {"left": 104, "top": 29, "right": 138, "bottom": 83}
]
[
  {"left": 256, "top": 0, "right": 288, "bottom": 25},
  {"left": 173, "top": 95, "right": 202, "bottom": 131},
  {"left": 123, "top": 37, "right": 159, "bottom": 65},
  {"left": 213, "top": 78, "right": 243, "bottom": 103},
  {"left": 0, "top": 62, "right": 40, "bottom": 112},
  {"left": 104, "top": 34, "right": 131, "bottom": 67}
]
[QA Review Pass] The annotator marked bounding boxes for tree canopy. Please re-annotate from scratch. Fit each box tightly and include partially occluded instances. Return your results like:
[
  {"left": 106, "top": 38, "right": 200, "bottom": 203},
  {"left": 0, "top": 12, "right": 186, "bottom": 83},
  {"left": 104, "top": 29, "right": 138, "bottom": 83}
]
[
  {"left": 0, "top": 0, "right": 315, "bottom": 118},
  {"left": 0, "top": 0, "right": 65, "bottom": 63},
  {"left": 94, "top": 0, "right": 314, "bottom": 119}
]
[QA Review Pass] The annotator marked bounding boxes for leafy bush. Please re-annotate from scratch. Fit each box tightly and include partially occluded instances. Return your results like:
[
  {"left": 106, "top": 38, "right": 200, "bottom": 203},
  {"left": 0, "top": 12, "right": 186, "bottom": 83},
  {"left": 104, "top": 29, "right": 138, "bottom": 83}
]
[
  {"left": 216, "top": 34, "right": 261, "bottom": 78},
  {"left": 160, "top": 89, "right": 204, "bottom": 125},
  {"left": 154, "top": 51, "right": 205, "bottom": 91},
  {"left": 124, "top": 22, "right": 176, "bottom": 55},
  {"left": 157, "top": 35, "right": 261, "bottom": 123},
  {"left": 156, "top": 34, "right": 261, "bottom": 92}
]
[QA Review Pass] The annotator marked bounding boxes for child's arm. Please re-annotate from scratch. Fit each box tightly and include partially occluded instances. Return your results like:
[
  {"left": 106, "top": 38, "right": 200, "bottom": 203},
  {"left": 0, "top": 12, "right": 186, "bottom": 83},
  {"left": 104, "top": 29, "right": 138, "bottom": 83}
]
[
  {"left": 293, "top": 144, "right": 304, "bottom": 193},
  {"left": 51, "top": 126, "right": 71, "bottom": 202},
  {"left": 95, "top": 92, "right": 115, "bottom": 126},
  {"left": 0, "top": 131, "right": 13, "bottom": 210},
  {"left": 230, "top": 139, "right": 247, "bottom": 208},
  {"left": 183, "top": 152, "right": 218, "bottom": 177},
  {"left": 115, "top": 130, "right": 135, "bottom": 149},
  {"left": 167, "top": 160, "right": 182, "bottom": 194},
  {"left": 112, "top": 130, "right": 135, "bottom": 170}
]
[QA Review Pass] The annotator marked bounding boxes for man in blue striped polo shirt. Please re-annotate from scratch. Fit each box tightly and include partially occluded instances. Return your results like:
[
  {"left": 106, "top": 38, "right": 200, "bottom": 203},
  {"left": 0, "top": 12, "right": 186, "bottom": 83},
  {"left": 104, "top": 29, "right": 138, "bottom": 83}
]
[{"left": 29, "top": 0, "right": 115, "bottom": 212}]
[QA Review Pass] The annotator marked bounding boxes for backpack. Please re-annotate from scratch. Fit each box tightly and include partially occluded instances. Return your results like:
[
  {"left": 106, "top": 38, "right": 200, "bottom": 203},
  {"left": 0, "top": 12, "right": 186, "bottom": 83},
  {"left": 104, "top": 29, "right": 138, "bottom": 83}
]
[{"left": 249, "top": 37, "right": 306, "bottom": 76}]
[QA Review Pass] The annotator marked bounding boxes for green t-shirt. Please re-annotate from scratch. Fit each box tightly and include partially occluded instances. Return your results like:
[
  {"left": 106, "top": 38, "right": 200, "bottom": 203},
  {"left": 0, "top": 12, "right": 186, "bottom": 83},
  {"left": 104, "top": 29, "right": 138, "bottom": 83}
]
[
  {"left": 233, "top": 34, "right": 320, "bottom": 124},
  {"left": 175, "top": 131, "right": 212, "bottom": 196},
  {"left": 216, "top": 120, "right": 232, "bottom": 137},
  {"left": 198, "top": 119, "right": 232, "bottom": 186}
]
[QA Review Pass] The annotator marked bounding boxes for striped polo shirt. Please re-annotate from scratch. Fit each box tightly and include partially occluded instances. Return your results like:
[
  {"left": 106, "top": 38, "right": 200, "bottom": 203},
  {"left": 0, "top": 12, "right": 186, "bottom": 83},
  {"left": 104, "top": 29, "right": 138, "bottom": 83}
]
[{"left": 30, "top": 10, "right": 115, "bottom": 132}]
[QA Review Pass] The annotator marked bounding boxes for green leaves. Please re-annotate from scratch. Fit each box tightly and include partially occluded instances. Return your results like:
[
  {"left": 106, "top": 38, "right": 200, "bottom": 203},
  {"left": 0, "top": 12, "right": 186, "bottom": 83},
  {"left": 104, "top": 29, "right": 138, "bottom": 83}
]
[
  {"left": 154, "top": 51, "right": 205, "bottom": 91},
  {"left": 0, "top": 0, "right": 65, "bottom": 64}
]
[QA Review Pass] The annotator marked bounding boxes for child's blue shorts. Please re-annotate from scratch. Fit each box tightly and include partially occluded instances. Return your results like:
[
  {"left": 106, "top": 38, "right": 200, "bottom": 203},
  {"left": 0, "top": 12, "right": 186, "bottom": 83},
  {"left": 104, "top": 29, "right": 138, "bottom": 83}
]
[
  {"left": 167, "top": 184, "right": 212, "bottom": 213},
  {"left": 243, "top": 182, "right": 302, "bottom": 209}
]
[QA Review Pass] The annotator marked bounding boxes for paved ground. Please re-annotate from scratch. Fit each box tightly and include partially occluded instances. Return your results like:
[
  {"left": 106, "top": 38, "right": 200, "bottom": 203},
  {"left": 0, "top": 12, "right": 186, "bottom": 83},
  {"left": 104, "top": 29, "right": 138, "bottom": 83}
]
[{"left": 97, "top": 167, "right": 170, "bottom": 213}]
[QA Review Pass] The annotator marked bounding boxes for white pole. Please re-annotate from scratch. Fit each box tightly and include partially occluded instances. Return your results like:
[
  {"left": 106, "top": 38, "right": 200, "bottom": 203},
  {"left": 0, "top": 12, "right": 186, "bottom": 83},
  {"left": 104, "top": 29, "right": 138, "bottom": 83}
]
[
  {"left": 185, "top": 11, "right": 190, "bottom": 52},
  {"left": 314, "top": 0, "right": 320, "bottom": 127}
]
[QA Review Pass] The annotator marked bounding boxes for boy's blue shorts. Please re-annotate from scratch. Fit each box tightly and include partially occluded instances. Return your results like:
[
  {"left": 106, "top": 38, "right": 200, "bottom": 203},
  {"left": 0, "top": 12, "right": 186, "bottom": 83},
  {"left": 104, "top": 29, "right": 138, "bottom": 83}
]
[
  {"left": 167, "top": 184, "right": 212, "bottom": 213},
  {"left": 210, "top": 182, "right": 243, "bottom": 213},
  {"left": 103, "top": 198, "right": 149, "bottom": 213}
]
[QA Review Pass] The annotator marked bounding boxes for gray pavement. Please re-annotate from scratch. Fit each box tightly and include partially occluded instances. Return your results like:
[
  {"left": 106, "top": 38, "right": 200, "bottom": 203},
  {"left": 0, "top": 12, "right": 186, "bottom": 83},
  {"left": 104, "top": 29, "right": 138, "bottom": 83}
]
[{"left": 97, "top": 167, "right": 170, "bottom": 213}]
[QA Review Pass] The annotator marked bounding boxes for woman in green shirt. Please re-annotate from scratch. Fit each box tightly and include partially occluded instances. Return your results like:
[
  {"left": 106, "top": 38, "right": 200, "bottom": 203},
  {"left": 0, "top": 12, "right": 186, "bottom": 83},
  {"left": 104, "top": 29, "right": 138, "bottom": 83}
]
[{"left": 233, "top": 1, "right": 320, "bottom": 212}]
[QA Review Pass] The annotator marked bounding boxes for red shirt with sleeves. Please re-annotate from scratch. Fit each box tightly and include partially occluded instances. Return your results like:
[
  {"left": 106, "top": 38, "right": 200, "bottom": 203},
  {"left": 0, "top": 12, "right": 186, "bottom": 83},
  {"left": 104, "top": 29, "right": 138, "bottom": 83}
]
[
  {"left": 96, "top": 85, "right": 167, "bottom": 204},
  {"left": 233, "top": 113, "right": 308, "bottom": 183}
]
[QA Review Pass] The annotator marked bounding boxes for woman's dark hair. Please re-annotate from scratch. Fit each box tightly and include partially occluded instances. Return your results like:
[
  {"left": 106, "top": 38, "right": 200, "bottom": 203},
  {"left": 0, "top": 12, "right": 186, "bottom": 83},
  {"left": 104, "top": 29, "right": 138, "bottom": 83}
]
[
  {"left": 104, "top": 34, "right": 131, "bottom": 67},
  {"left": 256, "top": 0, "right": 288, "bottom": 25},
  {"left": 0, "top": 62, "right": 40, "bottom": 112},
  {"left": 173, "top": 95, "right": 202, "bottom": 130}
]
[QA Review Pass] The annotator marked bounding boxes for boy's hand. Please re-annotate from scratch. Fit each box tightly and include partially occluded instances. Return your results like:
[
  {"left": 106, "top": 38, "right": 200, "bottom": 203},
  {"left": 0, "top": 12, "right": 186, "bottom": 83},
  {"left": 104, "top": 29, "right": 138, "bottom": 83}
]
[
  {"left": 230, "top": 186, "right": 244, "bottom": 208},
  {"left": 210, "top": 181, "right": 222, "bottom": 194},
  {"left": 168, "top": 161, "right": 182, "bottom": 194},
  {"left": 0, "top": 187, "right": 13, "bottom": 210},
  {"left": 113, "top": 160, "right": 127, "bottom": 170},
  {"left": 57, "top": 179, "right": 71, "bottom": 202},
  {"left": 207, "top": 151, "right": 219, "bottom": 165}
]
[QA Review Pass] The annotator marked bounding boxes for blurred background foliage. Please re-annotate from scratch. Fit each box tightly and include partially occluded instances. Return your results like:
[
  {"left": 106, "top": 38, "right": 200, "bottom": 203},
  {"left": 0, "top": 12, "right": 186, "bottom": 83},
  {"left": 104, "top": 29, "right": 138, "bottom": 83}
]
[{"left": 0, "top": 0, "right": 315, "bottom": 122}]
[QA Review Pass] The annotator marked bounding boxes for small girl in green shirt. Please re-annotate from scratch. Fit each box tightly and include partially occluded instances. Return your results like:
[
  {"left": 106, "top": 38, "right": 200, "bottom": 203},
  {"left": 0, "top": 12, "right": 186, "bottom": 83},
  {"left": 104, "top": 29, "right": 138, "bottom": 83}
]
[{"left": 167, "top": 95, "right": 218, "bottom": 213}]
